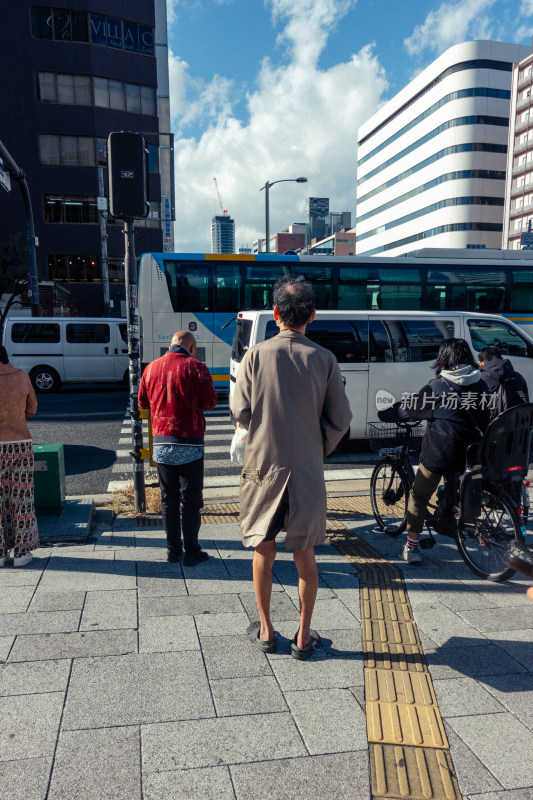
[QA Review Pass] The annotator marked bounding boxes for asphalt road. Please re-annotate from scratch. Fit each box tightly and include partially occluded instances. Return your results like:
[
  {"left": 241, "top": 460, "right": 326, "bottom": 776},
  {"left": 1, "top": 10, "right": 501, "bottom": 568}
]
[{"left": 27, "top": 384, "right": 129, "bottom": 497}]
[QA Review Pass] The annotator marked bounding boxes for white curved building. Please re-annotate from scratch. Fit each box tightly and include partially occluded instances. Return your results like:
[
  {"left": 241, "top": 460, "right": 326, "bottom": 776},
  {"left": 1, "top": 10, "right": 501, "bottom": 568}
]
[{"left": 356, "top": 40, "right": 530, "bottom": 256}]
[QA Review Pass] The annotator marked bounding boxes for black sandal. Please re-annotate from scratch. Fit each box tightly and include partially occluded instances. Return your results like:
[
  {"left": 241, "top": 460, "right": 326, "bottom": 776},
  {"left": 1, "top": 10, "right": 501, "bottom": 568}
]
[
  {"left": 291, "top": 629, "right": 321, "bottom": 661},
  {"left": 246, "top": 621, "right": 276, "bottom": 653}
]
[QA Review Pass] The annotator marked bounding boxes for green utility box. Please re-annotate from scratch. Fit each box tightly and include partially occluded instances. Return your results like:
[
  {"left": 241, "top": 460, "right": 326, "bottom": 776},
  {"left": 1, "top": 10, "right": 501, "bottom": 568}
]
[{"left": 33, "top": 444, "right": 66, "bottom": 514}]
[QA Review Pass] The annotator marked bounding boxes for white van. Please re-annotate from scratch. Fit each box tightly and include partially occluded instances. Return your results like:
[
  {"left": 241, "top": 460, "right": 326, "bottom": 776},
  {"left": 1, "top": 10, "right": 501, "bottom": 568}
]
[
  {"left": 229, "top": 310, "right": 533, "bottom": 439},
  {"left": 3, "top": 317, "right": 129, "bottom": 393}
]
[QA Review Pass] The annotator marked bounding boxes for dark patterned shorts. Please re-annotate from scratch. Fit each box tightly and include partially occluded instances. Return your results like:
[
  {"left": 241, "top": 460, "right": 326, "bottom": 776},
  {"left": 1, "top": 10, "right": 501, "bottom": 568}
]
[{"left": 0, "top": 440, "right": 39, "bottom": 555}]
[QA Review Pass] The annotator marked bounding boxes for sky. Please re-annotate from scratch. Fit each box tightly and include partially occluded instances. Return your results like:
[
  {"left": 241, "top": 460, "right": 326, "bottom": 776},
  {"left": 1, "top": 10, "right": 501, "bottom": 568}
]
[{"left": 166, "top": 0, "right": 533, "bottom": 253}]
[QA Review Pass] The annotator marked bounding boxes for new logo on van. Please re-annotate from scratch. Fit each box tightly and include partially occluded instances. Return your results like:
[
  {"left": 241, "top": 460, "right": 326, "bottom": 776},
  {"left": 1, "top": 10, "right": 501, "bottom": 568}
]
[{"left": 375, "top": 390, "right": 395, "bottom": 410}]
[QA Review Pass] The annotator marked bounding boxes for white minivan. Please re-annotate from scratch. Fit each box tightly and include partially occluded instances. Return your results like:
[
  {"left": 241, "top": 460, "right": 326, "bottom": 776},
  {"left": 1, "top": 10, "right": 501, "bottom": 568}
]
[
  {"left": 3, "top": 317, "right": 129, "bottom": 393},
  {"left": 229, "top": 310, "right": 533, "bottom": 439}
]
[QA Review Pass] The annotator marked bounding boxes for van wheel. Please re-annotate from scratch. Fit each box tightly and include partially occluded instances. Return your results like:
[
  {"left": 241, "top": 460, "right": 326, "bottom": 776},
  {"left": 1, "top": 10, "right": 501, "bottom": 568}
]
[{"left": 30, "top": 367, "right": 61, "bottom": 393}]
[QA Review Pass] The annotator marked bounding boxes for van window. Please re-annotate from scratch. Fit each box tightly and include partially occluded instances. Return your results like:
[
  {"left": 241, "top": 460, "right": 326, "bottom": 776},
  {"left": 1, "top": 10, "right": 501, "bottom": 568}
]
[
  {"left": 118, "top": 323, "right": 127, "bottom": 343},
  {"left": 370, "top": 319, "right": 454, "bottom": 362},
  {"left": 231, "top": 319, "right": 253, "bottom": 363},
  {"left": 11, "top": 322, "right": 60, "bottom": 343},
  {"left": 66, "top": 323, "right": 110, "bottom": 344},
  {"left": 467, "top": 319, "right": 532, "bottom": 357},
  {"left": 305, "top": 319, "right": 368, "bottom": 362}
]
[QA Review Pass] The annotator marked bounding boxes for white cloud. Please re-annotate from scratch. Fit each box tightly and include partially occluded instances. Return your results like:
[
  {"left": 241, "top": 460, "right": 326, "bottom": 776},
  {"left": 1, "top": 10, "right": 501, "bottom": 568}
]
[
  {"left": 404, "top": 0, "right": 498, "bottom": 58},
  {"left": 169, "top": 0, "right": 388, "bottom": 252},
  {"left": 521, "top": 0, "right": 533, "bottom": 14}
]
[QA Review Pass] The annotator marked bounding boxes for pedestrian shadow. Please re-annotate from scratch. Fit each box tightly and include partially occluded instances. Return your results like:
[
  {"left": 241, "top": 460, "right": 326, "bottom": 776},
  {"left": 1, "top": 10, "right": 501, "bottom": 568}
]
[{"left": 63, "top": 444, "right": 117, "bottom": 475}]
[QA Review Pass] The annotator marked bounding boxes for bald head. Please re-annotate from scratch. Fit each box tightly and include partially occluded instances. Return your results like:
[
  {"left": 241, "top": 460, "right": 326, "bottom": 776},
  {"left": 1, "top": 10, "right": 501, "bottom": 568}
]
[{"left": 171, "top": 331, "right": 196, "bottom": 355}]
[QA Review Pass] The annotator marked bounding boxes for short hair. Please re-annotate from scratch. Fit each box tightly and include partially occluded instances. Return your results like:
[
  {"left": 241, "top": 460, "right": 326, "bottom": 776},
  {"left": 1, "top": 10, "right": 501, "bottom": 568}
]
[
  {"left": 0, "top": 346, "right": 8, "bottom": 365},
  {"left": 272, "top": 275, "right": 316, "bottom": 328},
  {"left": 432, "top": 338, "right": 477, "bottom": 374},
  {"left": 478, "top": 345, "right": 502, "bottom": 363}
]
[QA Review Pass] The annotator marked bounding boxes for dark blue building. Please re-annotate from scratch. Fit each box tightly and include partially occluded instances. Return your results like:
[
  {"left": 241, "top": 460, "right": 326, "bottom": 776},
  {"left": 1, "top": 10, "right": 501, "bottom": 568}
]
[{"left": 1, "top": 1, "right": 170, "bottom": 315}]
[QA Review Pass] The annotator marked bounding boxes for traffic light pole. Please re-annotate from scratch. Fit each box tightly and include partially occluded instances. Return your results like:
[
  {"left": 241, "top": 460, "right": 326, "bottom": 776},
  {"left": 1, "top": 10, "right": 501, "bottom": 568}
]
[{"left": 124, "top": 218, "right": 145, "bottom": 513}]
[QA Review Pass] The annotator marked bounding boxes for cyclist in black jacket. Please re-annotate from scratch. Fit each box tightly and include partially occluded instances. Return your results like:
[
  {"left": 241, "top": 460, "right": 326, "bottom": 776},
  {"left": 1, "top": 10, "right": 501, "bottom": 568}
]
[
  {"left": 399, "top": 338, "right": 490, "bottom": 563},
  {"left": 478, "top": 345, "right": 529, "bottom": 420}
]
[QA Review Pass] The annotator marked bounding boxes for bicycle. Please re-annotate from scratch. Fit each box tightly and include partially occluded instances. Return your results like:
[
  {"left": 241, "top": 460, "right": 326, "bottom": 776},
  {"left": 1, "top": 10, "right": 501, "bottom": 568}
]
[{"left": 368, "top": 404, "right": 533, "bottom": 582}]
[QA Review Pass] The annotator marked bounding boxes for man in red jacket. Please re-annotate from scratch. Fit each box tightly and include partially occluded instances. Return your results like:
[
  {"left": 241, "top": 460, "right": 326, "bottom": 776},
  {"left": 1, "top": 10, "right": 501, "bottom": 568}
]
[{"left": 138, "top": 331, "right": 217, "bottom": 565}]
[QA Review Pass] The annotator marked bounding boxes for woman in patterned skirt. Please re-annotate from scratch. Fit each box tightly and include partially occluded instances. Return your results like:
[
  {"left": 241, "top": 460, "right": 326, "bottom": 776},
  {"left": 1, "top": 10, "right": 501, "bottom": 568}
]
[{"left": 0, "top": 345, "right": 39, "bottom": 566}]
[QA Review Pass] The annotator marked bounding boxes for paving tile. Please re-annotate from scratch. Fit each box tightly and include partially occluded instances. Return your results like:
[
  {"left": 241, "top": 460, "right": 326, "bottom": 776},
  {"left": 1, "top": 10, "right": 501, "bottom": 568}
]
[
  {"left": 38, "top": 558, "right": 136, "bottom": 593},
  {"left": 481, "top": 672, "right": 533, "bottom": 730},
  {"left": 0, "top": 610, "right": 80, "bottom": 637},
  {"left": 63, "top": 651, "right": 214, "bottom": 729},
  {"left": 321, "top": 628, "right": 363, "bottom": 660},
  {"left": 201, "top": 635, "right": 273, "bottom": 680},
  {"left": 0, "top": 659, "right": 71, "bottom": 696},
  {"left": 411, "top": 603, "right": 488, "bottom": 646},
  {"left": 284, "top": 687, "right": 367, "bottom": 754},
  {"left": 210, "top": 676, "right": 287, "bottom": 717},
  {"left": 239, "top": 590, "right": 299, "bottom": 622},
  {"left": 139, "top": 593, "right": 243, "bottom": 618},
  {"left": 136, "top": 574, "right": 188, "bottom": 598},
  {"left": 407, "top": 578, "right": 498, "bottom": 612},
  {"left": 0, "top": 636, "right": 14, "bottom": 662},
  {"left": 230, "top": 751, "right": 371, "bottom": 800},
  {"left": 114, "top": 547, "right": 167, "bottom": 562},
  {"left": 80, "top": 589, "right": 138, "bottom": 630},
  {"left": 448, "top": 712, "right": 533, "bottom": 788},
  {"left": 468, "top": 790, "right": 533, "bottom": 800},
  {"left": 0, "top": 585, "right": 35, "bottom": 613},
  {"left": 458, "top": 605, "right": 533, "bottom": 633},
  {"left": 0, "top": 562, "right": 46, "bottom": 587},
  {"left": 195, "top": 611, "right": 250, "bottom": 637},
  {"left": 48, "top": 726, "right": 141, "bottom": 800},
  {"left": 143, "top": 766, "right": 236, "bottom": 800},
  {"left": 308, "top": 597, "right": 359, "bottom": 630},
  {"left": 142, "top": 712, "right": 306, "bottom": 772},
  {"left": 425, "top": 641, "right": 528, "bottom": 680},
  {"left": 29, "top": 591, "right": 86, "bottom": 612},
  {"left": 0, "top": 692, "right": 64, "bottom": 760},
  {"left": 8, "top": 629, "right": 137, "bottom": 662},
  {"left": 184, "top": 578, "right": 260, "bottom": 595},
  {"left": 269, "top": 652, "right": 363, "bottom": 691},
  {"left": 139, "top": 615, "right": 199, "bottom": 653},
  {"left": 0, "top": 756, "right": 52, "bottom": 800},
  {"left": 491, "top": 629, "right": 533, "bottom": 673},
  {"left": 445, "top": 729, "right": 503, "bottom": 797},
  {"left": 433, "top": 676, "right": 506, "bottom": 717}
]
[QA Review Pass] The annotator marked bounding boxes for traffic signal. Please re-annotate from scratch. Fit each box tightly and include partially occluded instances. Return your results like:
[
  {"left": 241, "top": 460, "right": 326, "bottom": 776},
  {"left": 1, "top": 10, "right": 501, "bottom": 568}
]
[{"left": 107, "top": 132, "right": 148, "bottom": 219}]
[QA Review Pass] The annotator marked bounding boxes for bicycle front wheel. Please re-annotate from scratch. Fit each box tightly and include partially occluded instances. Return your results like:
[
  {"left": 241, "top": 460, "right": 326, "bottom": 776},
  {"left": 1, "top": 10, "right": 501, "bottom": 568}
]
[
  {"left": 456, "top": 489, "right": 524, "bottom": 582},
  {"left": 370, "top": 461, "right": 409, "bottom": 535}
]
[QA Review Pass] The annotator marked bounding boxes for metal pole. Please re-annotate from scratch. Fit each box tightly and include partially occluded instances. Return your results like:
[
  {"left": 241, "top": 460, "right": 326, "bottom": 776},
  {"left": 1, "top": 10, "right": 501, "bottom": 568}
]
[
  {"left": 98, "top": 167, "right": 110, "bottom": 316},
  {"left": 123, "top": 218, "right": 145, "bottom": 513},
  {"left": 265, "top": 182, "right": 270, "bottom": 253}
]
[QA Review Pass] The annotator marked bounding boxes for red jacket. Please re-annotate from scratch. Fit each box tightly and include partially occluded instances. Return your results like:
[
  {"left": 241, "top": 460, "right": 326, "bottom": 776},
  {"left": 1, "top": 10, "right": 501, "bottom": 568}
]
[{"left": 138, "top": 346, "right": 217, "bottom": 443}]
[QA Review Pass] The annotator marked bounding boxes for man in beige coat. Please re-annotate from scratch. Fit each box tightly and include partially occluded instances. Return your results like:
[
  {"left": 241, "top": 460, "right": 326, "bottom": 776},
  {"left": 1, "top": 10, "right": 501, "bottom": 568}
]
[{"left": 231, "top": 277, "right": 352, "bottom": 660}]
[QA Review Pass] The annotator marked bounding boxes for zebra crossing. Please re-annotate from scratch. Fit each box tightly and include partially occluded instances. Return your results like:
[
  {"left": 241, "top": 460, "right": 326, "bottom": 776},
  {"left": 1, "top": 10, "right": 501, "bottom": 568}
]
[{"left": 107, "top": 398, "right": 378, "bottom": 494}]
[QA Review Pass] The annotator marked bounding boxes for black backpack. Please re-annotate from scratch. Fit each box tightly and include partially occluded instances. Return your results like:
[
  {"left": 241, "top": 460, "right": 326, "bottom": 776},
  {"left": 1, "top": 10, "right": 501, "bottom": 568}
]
[{"left": 495, "top": 374, "right": 528, "bottom": 416}]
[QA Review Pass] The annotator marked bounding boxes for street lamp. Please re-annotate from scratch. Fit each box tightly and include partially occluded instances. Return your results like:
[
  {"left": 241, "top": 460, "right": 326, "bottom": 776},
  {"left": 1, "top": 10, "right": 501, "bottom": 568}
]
[{"left": 260, "top": 177, "right": 307, "bottom": 253}]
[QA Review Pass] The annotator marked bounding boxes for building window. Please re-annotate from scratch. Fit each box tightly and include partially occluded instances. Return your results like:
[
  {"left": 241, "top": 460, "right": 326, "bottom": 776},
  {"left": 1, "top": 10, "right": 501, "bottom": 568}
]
[
  {"left": 44, "top": 195, "right": 98, "bottom": 224},
  {"left": 37, "top": 72, "right": 156, "bottom": 116},
  {"left": 31, "top": 8, "right": 153, "bottom": 55},
  {"left": 48, "top": 254, "right": 101, "bottom": 281}
]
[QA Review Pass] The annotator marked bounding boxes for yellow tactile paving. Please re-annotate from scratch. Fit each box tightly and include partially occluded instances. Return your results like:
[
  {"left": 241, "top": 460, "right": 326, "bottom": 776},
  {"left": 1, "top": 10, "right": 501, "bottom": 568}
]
[
  {"left": 367, "top": 701, "right": 449, "bottom": 749},
  {"left": 362, "top": 617, "right": 421, "bottom": 647},
  {"left": 364, "top": 642, "right": 428, "bottom": 674},
  {"left": 370, "top": 744, "right": 461, "bottom": 800},
  {"left": 365, "top": 669, "right": 437, "bottom": 707}
]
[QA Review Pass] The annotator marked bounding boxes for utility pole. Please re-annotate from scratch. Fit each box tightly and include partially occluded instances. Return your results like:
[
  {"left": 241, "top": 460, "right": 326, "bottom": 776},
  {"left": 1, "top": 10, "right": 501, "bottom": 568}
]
[
  {"left": 97, "top": 166, "right": 111, "bottom": 316},
  {"left": 0, "top": 139, "right": 40, "bottom": 316}
]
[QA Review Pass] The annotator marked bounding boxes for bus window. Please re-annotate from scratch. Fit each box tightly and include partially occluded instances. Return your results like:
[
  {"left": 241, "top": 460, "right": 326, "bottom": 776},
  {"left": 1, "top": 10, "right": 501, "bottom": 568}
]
[
  {"left": 338, "top": 267, "right": 371, "bottom": 309},
  {"left": 182, "top": 264, "right": 211, "bottom": 311},
  {"left": 467, "top": 318, "right": 532, "bottom": 357},
  {"left": 510, "top": 270, "right": 533, "bottom": 312},
  {"left": 215, "top": 264, "right": 242, "bottom": 312},
  {"left": 296, "top": 265, "right": 333, "bottom": 309},
  {"left": 375, "top": 268, "right": 421, "bottom": 310},
  {"left": 428, "top": 270, "right": 506, "bottom": 312}
]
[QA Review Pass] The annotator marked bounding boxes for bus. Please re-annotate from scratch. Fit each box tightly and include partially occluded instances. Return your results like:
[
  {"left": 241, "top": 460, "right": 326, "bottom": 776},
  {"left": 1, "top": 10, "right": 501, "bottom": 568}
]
[{"left": 137, "top": 248, "right": 533, "bottom": 389}]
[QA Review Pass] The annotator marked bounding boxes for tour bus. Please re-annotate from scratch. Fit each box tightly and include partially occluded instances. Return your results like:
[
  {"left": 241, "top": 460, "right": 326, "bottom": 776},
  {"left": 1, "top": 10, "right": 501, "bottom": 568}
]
[
  {"left": 137, "top": 248, "right": 533, "bottom": 391},
  {"left": 229, "top": 309, "right": 533, "bottom": 439},
  {"left": 2, "top": 317, "right": 129, "bottom": 392}
]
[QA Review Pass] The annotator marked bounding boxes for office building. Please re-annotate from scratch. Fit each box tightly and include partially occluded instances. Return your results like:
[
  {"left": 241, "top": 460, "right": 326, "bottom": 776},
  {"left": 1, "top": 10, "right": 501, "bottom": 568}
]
[
  {"left": 327, "top": 211, "right": 352, "bottom": 235},
  {"left": 211, "top": 214, "right": 235, "bottom": 254},
  {"left": 1, "top": 1, "right": 173, "bottom": 316},
  {"left": 502, "top": 49, "right": 533, "bottom": 249},
  {"left": 356, "top": 40, "right": 530, "bottom": 256},
  {"left": 306, "top": 230, "right": 356, "bottom": 256},
  {"left": 305, "top": 197, "right": 329, "bottom": 243}
]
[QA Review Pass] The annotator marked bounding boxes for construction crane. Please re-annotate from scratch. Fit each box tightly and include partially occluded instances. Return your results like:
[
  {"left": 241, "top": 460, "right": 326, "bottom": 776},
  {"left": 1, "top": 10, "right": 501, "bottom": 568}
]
[{"left": 213, "top": 177, "right": 228, "bottom": 216}]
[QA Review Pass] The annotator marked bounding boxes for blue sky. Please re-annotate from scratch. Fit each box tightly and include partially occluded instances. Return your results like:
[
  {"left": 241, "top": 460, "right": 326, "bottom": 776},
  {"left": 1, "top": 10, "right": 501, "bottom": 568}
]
[{"left": 166, "top": 0, "right": 533, "bottom": 252}]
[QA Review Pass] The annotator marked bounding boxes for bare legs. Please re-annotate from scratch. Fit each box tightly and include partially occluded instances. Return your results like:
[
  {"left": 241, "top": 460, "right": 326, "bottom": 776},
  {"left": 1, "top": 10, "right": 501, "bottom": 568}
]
[{"left": 253, "top": 540, "right": 318, "bottom": 650}]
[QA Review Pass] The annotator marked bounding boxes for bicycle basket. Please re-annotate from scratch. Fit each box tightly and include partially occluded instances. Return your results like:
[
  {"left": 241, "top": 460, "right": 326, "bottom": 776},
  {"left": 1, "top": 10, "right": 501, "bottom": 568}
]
[{"left": 366, "top": 421, "right": 423, "bottom": 455}]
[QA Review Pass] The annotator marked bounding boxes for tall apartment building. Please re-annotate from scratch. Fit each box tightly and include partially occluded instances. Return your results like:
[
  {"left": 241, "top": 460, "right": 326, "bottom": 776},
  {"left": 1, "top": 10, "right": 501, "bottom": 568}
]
[
  {"left": 305, "top": 197, "right": 329, "bottom": 243},
  {"left": 356, "top": 40, "right": 530, "bottom": 256},
  {"left": 502, "top": 50, "right": 533, "bottom": 249},
  {"left": 1, "top": 1, "right": 173, "bottom": 316},
  {"left": 211, "top": 215, "right": 235, "bottom": 254}
]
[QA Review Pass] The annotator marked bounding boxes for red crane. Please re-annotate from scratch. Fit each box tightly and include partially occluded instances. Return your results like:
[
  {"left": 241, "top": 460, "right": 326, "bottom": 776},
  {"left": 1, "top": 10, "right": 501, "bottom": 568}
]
[{"left": 213, "top": 177, "right": 228, "bottom": 216}]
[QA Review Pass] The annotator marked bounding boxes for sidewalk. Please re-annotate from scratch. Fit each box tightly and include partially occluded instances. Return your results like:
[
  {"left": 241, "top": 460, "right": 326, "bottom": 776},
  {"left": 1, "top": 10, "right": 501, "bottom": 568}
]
[{"left": 0, "top": 498, "right": 532, "bottom": 800}]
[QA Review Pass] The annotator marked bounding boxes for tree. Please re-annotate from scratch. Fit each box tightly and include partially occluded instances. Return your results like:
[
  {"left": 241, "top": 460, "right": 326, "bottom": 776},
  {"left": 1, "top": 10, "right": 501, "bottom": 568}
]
[{"left": 0, "top": 233, "right": 30, "bottom": 335}]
